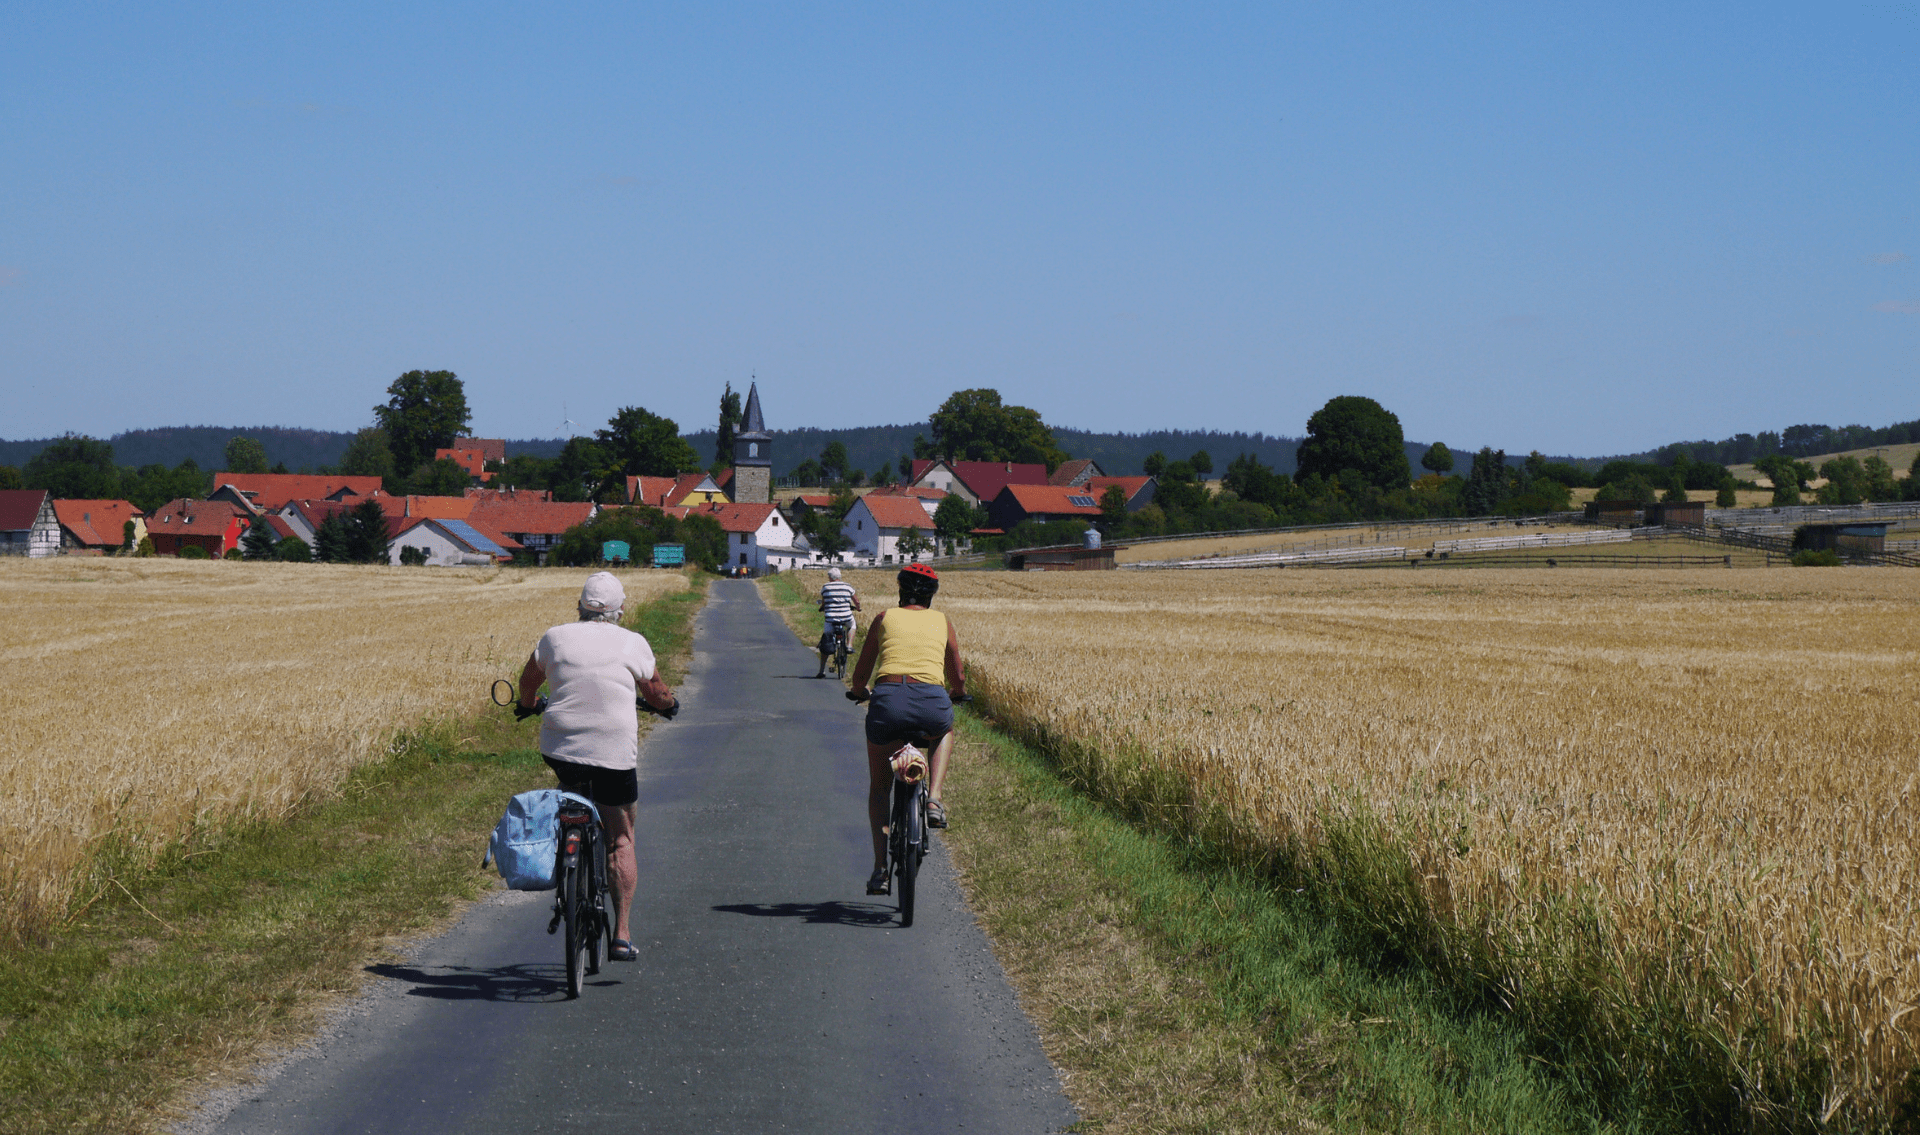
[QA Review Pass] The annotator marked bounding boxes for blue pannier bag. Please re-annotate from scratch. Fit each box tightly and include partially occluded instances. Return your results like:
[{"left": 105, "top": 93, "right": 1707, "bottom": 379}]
[{"left": 481, "top": 789, "right": 600, "bottom": 891}]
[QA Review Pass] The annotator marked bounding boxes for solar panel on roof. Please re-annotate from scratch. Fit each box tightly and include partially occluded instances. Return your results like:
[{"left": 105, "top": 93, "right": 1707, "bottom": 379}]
[{"left": 1068, "top": 496, "right": 1096, "bottom": 507}]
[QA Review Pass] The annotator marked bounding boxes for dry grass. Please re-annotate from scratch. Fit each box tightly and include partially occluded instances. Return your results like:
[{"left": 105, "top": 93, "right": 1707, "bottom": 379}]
[
  {"left": 810, "top": 566, "right": 1920, "bottom": 1128},
  {"left": 1115, "top": 520, "right": 1573, "bottom": 565},
  {"left": 0, "top": 558, "right": 687, "bottom": 939}
]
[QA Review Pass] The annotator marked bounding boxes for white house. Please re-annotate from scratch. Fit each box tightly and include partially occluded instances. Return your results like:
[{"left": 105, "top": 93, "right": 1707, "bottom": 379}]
[
  {"left": 388, "top": 517, "right": 515, "bottom": 566},
  {"left": 685, "top": 501, "right": 805, "bottom": 573},
  {"left": 841, "top": 494, "right": 943, "bottom": 564},
  {"left": 0, "top": 490, "right": 61, "bottom": 557}
]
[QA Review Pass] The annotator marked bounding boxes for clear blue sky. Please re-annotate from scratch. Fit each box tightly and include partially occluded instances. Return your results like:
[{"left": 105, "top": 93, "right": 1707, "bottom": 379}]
[{"left": 3, "top": 3, "right": 1915, "bottom": 455}]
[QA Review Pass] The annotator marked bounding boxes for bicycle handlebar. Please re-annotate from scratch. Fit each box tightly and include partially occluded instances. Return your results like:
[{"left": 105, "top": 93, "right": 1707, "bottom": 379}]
[{"left": 494, "top": 679, "right": 678, "bottom": 721}]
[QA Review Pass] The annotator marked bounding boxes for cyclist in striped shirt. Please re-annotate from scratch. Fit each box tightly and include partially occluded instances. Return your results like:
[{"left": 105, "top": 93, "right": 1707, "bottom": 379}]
[{"left": 816, "top": 567, "right": 861, "bottom": 678}]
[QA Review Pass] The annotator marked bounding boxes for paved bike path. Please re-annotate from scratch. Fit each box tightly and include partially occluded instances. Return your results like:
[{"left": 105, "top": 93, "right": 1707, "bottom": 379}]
[{"left": 192, "top": 580, "right": 1075, "bottom": 1134}]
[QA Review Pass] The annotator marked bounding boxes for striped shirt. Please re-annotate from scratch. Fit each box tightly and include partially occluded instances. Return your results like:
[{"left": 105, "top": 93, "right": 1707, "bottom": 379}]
[{"left": 819, "top": 580, "right": 857, "bottom": 622}]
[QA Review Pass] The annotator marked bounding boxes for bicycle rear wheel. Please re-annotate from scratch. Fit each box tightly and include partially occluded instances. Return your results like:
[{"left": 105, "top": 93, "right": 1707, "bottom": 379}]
[
  {"left": 584, "top": 833, "right": 605, "bottom": 976},
  {"left": 834, "top": 632, "right": 848, "bottom": 678},
  {"left": 893, "top": 785, "right": 920, "bottom": 927},
  {"left": 562, "top": 859, "right": 588, "bottom": 998}
]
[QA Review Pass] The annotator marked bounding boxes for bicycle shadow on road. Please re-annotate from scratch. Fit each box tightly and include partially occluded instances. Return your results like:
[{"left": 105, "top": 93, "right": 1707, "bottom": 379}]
[
  {"left": 365, "top": 961, "right": 615, "bottom": 1003},
  {"left": 712, "top": 901, "right": 899, "bottom": 928}
]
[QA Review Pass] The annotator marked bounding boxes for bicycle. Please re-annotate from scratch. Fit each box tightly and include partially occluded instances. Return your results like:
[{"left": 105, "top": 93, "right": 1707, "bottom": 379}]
[
  {"left": 826, "top": 619, "right": 853, "bottom": 678},
  {"left": 490, "top": 679, "right": 673, "bottom": 998},
  {"left": 846, "top": 690, "right": 968, "bottom": 927}
]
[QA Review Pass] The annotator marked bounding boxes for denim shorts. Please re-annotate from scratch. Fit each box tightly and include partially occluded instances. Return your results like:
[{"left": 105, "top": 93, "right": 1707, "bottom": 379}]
[{"left": 864, "top": 681, "right": 953, "bottom": 746}]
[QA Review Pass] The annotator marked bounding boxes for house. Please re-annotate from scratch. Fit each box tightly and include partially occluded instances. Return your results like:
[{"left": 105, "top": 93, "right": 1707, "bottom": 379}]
[
  {"left": 375, "top": 495, "right": 476, "bottom": 522},
  {"left": 669, "top": 472, "right": 729, "bottom": 506},
  {"left": 451, "top": 437, "right": 507, "bottom": 464},
  {"left": 0, "top": 490, "right": 60, "bottom": 557},
  {"left": 1049, "top": 458, "right": 1106, "bottom": 487},
  {"left": 146, "top": 499, "right": 251, "bottom": 557},
  {"left": 628, "top": 476, "right": 682, "bottom": 507},
  {"left": 986, "top": 484, "right": 1105, "bottom": 532},
  {"left": 1084, "top": 475, "right": 1156, "bottom": 513},
  {"left": 678, "top": 501, "right": 801, "bottom": 573},
  {"left": 388, "top": 517, "right": 516, "bottom": 566},
  {"left": 433, "top": 446, "right": 494, "bottom": 482},
  {"left": 52, "top": 499, "right": 146, "bottom": 553},
  {"left": 276, "top": 499, "right": 356, "bottom": 546},
  {"left": 906, "top": 459, "right": 1049, "bottom": 505},
  {"left": 466, "top": 500, "right": 597, "bottom": 565},
  {"left": 785, "top": 494, "right": 837, "bottom": 519},
  {"left": 466, "top": 486, "right": 553, "bottom": 504},
  {"left": 211, "top": 473, "right": 383, "bottom": 511},
  {"left": 842, "top": 494, "right": 946, "bottom": 564}
]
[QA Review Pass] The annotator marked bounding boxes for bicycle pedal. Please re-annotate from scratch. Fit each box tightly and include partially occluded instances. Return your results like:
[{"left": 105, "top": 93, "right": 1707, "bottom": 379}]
[{"left": 547, "top": 914, "right": 562, "bottom": 935}]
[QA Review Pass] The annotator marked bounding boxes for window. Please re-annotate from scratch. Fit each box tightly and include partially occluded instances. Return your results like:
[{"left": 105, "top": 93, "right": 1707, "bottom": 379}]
[{"left": 749, "top": 442, "right": 759, "bottom": 457}]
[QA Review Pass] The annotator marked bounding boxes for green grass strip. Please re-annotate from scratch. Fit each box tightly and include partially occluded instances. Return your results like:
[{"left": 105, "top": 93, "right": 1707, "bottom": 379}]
[{"left": 0, "top": 571, "right": 709, "bottom": 1135}]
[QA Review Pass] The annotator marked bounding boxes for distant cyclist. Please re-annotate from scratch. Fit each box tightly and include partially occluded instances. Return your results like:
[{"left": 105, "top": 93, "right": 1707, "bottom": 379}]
[
  {"left": 517, "top": 572, "right": 678, "bottom": 962},
  {"left": 847, "top": 563, "right": 965, "bottom": 895},
  {"left": 816, "top": 567, "right": 861, "bottom": 678}
]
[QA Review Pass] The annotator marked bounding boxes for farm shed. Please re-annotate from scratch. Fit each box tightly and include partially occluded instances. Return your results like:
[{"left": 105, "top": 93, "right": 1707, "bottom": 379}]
[
  {"left": 1645, "top": 501, "right": 1706, "bottom": 526},
  {"left": 1004, "top": 543, "right": 1118, "bottom": 571},
  {"left": 0, "top": 490, "right": 60, "bottom": 557},
  {"left": 1583, "top": 500, "right": 1643, "bottom": 523},
  {"left": 1795, "top": 522, "right": 1888, "bottom": 557}
]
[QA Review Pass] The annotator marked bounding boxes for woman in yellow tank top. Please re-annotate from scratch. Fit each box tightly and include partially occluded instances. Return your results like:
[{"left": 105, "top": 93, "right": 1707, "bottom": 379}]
[{"left": 848, "top": 564, "right": 967, "bottom": 895}]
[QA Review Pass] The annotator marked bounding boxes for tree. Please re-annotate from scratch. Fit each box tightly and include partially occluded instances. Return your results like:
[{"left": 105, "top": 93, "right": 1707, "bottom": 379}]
[
  {"left": 1220, "top": 453, "right": 1293, "bottom": 510},
  {"left": 314, "top": 513, "right": 350, "bottom": 563},
  {"left": 344, "top": 497, "right": 393, "bottom": 563},
  {"left": 548, "top": 437, "right": 608, "bottom": 502},
  {"left": 1099, "top": 484, "right": 1129, "bottom": 530},
  {"left": 595, "top": 406, "right": 698, "bottom": 493},
  {"left": 790, "top": 457, "right": 824, "bottom": 487},
  {"left": 1862, "top": 456, "right": 1899, "bottom": 501},
  {"left": 1755, "top": 455, "right": 1814, "bottom": 506},
  {"left": 1715, "top": 483, "right": 1739, "bottom": 508},
  {"left": 0, "top": 465, "right": 21, "bottom": 490},
  {"left": 1661, "top": 483, "right": 1690, "bottom": 504},
  {"left": 179, "top": 544, "right": 211, "bottom": 560},
  {"left": 24, "top": 435, "right": 118, "bottom": 499},
  {"left": 1142, "top": 451, "right": 1167, "bottom": 478},
  {"left": 339, "top": 427, "right": 397, "bottom": 481},
  {"left": 820, "top": 442, "right": 850, "bottom": 484},
  {"left": 1189, "top": 451, "right": 1214, "bottom": 477},
  {"left": 1294, "top": 397, "right": 1411, "bottom": 493},
  {"left": 412, "top": 457, "right": 472, "bottom": 497},
  {"left": 275, "top": 536, "right": 312, "bottom": 562},
  {"left": 1816, "top": 456, "right": 1868, "bottom": 505},
  {"left": 1421, "top": 442, "right": 1454, "bottom": 475},
  {"left": 897, "top": 525, "right": 933, "bottom": 561},
  {"left": 121, "top": 519, "right": 136, "bottom": 551},
  {"left": 241, "top": 518, "right": 278, "bottom": 560},
  {"left": 1461, "top": 448, "right": 1511, "bottom": 515},
  {"left": 933, "top": 493, "right": 978, "bottom": 543},
  {"left": 927, "top": 388, "right": 1067, "bottom": 468},
  {"left": 715, "top": 382, "right": 744, "bottom": 466},
  {"left": 873, "top": 459, "right": 894, "bottom": 485},
  {"left": 373, "top": 370, "right": 469, "bottom": 475},
  {"left": 224, "top": 435, "right": 269, "bottom": 475},
  {"left": 805, "top": 509, "right": 851, "bottom": 559}
]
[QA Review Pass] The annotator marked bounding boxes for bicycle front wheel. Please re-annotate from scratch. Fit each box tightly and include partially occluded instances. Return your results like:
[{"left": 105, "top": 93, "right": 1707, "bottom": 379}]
[{"left": 562, "top": 860, "right": 587, "bottom": 998}]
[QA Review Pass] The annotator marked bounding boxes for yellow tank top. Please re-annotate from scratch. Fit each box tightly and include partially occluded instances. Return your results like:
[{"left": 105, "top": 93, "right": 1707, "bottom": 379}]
[{"left": 874, "top": 608, "right": 949, "bottom": 686}]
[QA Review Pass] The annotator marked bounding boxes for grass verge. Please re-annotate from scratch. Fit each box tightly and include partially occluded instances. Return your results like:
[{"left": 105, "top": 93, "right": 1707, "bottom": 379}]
[
  {"left": 0, "top": 570, "right": 709, "bottom": 1135},
  {"left": 757, "top": 573, "right": 1647, "bottom": 1134}
]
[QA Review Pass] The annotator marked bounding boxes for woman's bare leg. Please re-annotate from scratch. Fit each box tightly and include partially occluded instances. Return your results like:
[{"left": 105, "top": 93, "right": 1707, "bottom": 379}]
[{"left": 865, "top": 742, "right": 894, "bottom": 871}]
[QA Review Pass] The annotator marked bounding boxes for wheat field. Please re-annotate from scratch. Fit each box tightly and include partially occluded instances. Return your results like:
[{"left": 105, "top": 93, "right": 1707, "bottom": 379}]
[
  {"left": 0, "top": 558, "right": 686, "bottom": 938},
  {"left": 819, "top": 566, "right": 1920, "bottom": 1127}
]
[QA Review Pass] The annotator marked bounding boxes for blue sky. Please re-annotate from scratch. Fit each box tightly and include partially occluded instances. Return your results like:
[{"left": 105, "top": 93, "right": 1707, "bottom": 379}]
[{"left": 3, "top": 3, "right": 1915, "bottom": 455}]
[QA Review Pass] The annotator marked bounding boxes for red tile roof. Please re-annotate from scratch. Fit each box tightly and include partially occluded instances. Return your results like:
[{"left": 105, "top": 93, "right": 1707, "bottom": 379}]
[
  {"left": 627, "top": 475, "right": 681, "bottom": 507},
  {"left": 286, "top": 499, "right": 355, "bottom": 528},
  {"left": 467, "top": 499, "right": 595, "bottom": 536},
  {"left": 52, "top": 499, "right": 142, "bottom": 546},
  {"left": 376, "top": 495, "right": 476, "bottom": 520},
  {"left": 858, "top": 495, "right": 940, "bottom": 530},
  {"left": 1049, "top": 458, "right": 1102, "bottom": 486},
  {"left": 434, "top": 447, "right": 493, "bottom": 481},
  {"left": 453, "top": 437, "right": 507, "bottom": 463},
  {"left": 788, "top": 494, "right": 835, "bottom": 510},
  {"left": 995, "top": 484, "right": 1104, "bottom": 516},
  {"left": 1085, "top": 475, "right": 1153, "bottom": 501},
  {"left": 683, "top": 501, "right": 781, "bottom": 534},
  {"left": 0, "top": 490, "right": 51, "bottom": 531},
  {"left": 214, "top": 473, "right": 383, "bottom": 510},
  {"left": 148, "top": 498, "right": 253, "bottom": 536},
  {"left": 266, "top": 516, "right": 298, "bottom": 541},
  {"left": 909, "top": 460, "right": 1049, "bottom": 501},
  {"left": 466, "top": 487, "right": 553, "bottom": 503},
  {"left": 867, "top": 485, "right": 950, "bottom": 501}
]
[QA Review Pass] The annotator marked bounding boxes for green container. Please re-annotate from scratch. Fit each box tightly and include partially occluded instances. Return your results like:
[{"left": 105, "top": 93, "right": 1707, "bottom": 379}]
[
  {"left": 601, "top": 540, "right": 631, "bottom": 564},
  {"left": 651, "top": 543, "right": 685, "bottom": 567}
]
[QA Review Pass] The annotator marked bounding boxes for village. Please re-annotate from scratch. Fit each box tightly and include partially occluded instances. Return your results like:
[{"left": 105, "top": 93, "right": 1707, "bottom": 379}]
[{"left": 0, "top": 385, "right": 1157, "bottom": 573}]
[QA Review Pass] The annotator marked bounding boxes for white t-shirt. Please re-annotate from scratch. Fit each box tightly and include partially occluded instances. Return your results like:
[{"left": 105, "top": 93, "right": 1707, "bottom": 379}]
[{"left": 535, "top": 621, "right": 658, "bottom": 769}]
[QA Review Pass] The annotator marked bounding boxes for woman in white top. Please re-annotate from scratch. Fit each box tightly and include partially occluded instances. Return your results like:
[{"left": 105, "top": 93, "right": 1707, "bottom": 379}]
[{"left": 518, "top": 572, "right": 678, "bottom": 961}]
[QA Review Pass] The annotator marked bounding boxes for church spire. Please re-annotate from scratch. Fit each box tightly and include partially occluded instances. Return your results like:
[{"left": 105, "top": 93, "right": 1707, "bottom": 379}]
[{"left": 740, "top": 382, "right": 767, "bottom": 436}]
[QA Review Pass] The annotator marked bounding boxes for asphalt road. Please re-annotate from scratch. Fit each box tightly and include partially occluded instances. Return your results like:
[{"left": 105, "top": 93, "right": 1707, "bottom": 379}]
[{"left": 190, "top": 580, "right": 1074, "bottom": 1134}]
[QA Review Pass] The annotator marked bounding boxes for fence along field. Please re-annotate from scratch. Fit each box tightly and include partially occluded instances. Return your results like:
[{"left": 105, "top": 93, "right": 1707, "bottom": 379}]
[
  {"left": 815, "top": 567, "right": 1920, "bottom": 1128},
  {"left": 0, "top": 559, "right": 686, "bottom": 940}
]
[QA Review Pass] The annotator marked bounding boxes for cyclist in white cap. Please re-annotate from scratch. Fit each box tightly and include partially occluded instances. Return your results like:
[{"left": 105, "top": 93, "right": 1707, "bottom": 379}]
[
  {"left": 815, "top": 566, "right": 861, "bottom": 678},
  {"left": 517, "top": 571, "right": 678, "bottom": 962}
]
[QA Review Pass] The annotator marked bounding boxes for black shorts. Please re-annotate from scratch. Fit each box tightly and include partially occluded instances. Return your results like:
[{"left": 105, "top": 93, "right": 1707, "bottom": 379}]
[
  {"left": 543, "top": 756, "right": 639, "bottom": 808},
  {"left": 864, "top": 681, "right": 953, "bottom": 746}
]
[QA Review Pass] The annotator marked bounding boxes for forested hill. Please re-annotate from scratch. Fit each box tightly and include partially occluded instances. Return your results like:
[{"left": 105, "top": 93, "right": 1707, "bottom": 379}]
[
  {"left": 684, "top": 425, "right": 1319, "bottom": 477},
  {"left": 0, "top": 427, "right": 567, "bottom": 472}
]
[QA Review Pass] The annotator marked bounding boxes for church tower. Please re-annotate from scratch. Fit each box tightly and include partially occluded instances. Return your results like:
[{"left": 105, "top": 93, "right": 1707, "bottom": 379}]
[{"left": 731, "top": 382, "right": 772, "bottom": 504}]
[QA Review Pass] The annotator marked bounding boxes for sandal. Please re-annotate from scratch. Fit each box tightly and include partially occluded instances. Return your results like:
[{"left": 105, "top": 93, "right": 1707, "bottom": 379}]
[
  {"left": 866, "top": 868, "right": 891, "bottom": 895},
  {"left": 926, "top": 800, "right": 948, "bottom": 829},
  {"left": 608, "top": 938, "right": 638, "bottom": 962}
]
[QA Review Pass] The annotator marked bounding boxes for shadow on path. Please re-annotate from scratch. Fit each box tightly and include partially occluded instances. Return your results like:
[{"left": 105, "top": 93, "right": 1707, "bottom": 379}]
[
  {"left": 365, "top": 962, "right": 615, "bottom": 1003},
  {"left": 712, "top": 900, "right": 900, "bottom": 928}
]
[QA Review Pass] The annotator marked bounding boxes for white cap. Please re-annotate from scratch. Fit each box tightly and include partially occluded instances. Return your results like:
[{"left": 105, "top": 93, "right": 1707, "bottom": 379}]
[
  {"left": 580, "top": 571, "right": 625, "bottom": 613},
  {"left": 827, "top": 567, "right": 842, "bottom": 581}
]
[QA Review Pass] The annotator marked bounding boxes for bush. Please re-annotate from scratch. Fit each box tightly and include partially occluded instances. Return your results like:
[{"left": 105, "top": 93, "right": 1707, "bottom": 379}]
[
  {"left": 275, "top": 537, "right": 312, "bottom": 563},
  {"left": 223, "top": 547, "right": 243, "bottom": 560},
  {"left": 1791, "top": 549, "right": 1842, "bottom": 567},
  {"left": 134, "top": 536, "right": 155, "bottom": 557},
  {"left": 399, "top": 545, "right": 429, "bottom": 566},
  {"left": 179, "top": 545, "right": 211, "bottom": 560}
]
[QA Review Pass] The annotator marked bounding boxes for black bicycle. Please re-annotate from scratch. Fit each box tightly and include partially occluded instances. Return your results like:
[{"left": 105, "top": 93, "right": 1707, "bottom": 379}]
[
  {"left": 490, "top": 679, "right": 674, "bottom": 998},
  {"left": 828, "top": 620, "right": 853, "bottom": 678},
  {"left": 847, "top": 690, "right": 968, "bottom": 927}
]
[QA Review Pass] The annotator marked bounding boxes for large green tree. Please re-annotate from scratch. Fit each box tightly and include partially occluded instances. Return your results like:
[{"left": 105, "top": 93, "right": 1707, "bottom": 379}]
[
  {"left": 1293, "top": 396, "right": 1411, "bottom": 493},
  {"left": 223, "top": 435, "right": 269, "bottom": 475},
  {"left": 927, "top": 388, "right": 1068, "bottom": 469},
  {"left": 24, "top": 435, "right": 119, "bottom": 499},
  {"left": 373, "top": 370, "right": 470, "bottom": 475},
  {"left": 339, "top": 428, "right": 396, "bottom": 481},
  {"left": 714, "top": 382, "right": 744, "bottom": 467},
  {"left": 595, "top": 406, "right": 699, "bottom": 494},
  {"left": 343, "top": 497, "right": 393, "bottom": 564},
  {"left": 1420, "top": 442, "right": 1454, "bottom": 476},
  {"left": 0, "top": 465, "right": 21, "bottom": 490},
  {"left": 549, "top": 437, "right": 608, "bottom": 502},
  {"left": 411, "top": 457, "right": 472, "bottom": 497}
]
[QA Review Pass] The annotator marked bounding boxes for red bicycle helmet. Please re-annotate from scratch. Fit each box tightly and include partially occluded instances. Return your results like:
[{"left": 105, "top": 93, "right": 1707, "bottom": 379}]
[{"left": 898, "top": 563, "right": 940, "bottom": 584}]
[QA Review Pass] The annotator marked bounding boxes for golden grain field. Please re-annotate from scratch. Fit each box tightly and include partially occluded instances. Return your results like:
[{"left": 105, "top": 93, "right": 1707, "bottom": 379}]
[
  {"left": 0, "top": 558, "right": 685, "bottom": 938},
  {"left": 818, "top": 565, "right": 1920, "bottom": 1126}
]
